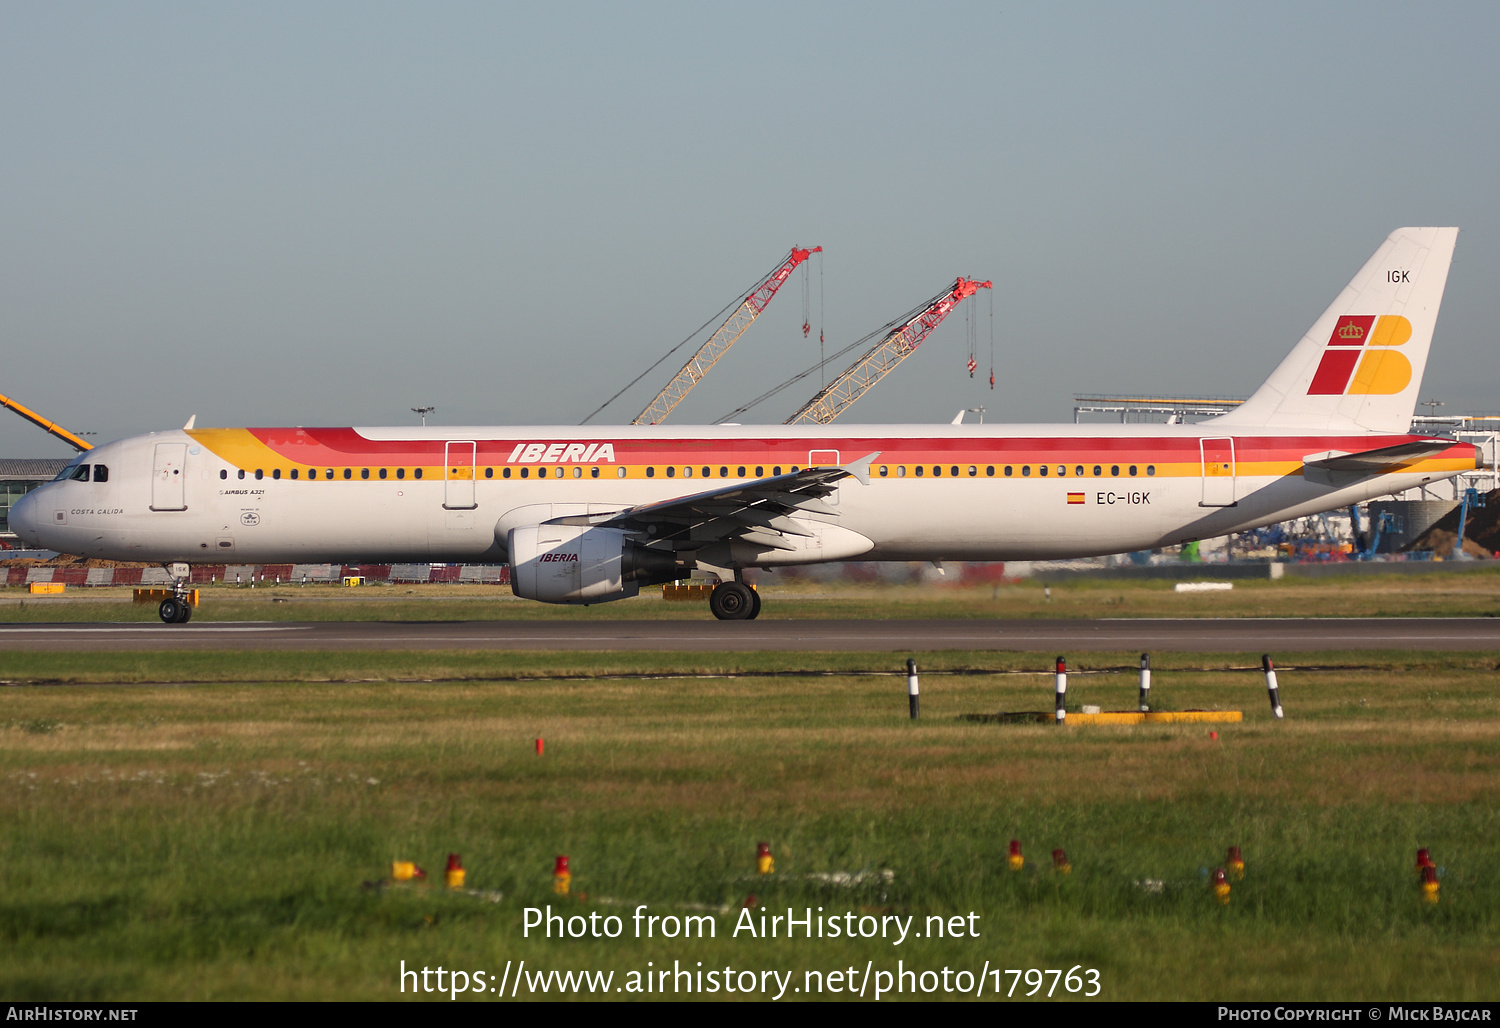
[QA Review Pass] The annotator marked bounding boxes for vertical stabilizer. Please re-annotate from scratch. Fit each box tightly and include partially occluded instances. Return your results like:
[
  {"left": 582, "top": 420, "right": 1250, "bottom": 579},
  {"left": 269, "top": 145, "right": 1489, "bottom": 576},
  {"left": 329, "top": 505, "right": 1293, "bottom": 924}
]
[{"left": 1216, "top": 228, "right": 1458, "bottom": 433}]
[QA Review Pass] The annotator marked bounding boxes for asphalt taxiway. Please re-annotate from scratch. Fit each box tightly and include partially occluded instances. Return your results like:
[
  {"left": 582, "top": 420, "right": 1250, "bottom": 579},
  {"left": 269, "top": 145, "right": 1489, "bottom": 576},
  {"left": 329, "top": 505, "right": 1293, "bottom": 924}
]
[{"left": 1, "top": 618, "right": 1497, "bottom": 652}]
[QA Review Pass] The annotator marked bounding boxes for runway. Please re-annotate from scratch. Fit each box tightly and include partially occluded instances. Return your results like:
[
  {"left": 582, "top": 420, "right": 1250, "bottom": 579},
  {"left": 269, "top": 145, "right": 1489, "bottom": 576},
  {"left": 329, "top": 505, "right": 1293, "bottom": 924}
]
[{"left": 1, "top": 618, "right": 1498, "bottom": 652}]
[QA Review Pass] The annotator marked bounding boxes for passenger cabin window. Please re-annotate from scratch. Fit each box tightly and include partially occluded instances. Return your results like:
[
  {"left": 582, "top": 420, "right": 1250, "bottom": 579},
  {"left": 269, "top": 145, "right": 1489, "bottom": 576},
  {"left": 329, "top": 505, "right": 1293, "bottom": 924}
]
[
  {"left": 273, "top": 469, "right": 281, "bottom": 480},
  {"left": 414, "top": 468, "right": 423, "bottom": 479},
  {"left": 1147, "top": 465, "right": 1156, "bottom": 476},
  {"left": 878, "top": 465, "right": 889, "bottom": 477},
  {"left": 238, "top": 469, "right": 246, "bottom": 480},
  {"left": 1022, "top": 466, "right": 1031, "bottom": 477},
  {"left": 93, "top": 465, "right": 109, "bottom": 483},
  {"left": 896, "top": 466, "right": 906, "bottom": 477},
  {"left": 290, "top": 469, "right": 298, "bottom": 480},
  {"left": 1038, "top": 465, "right": 1048, "bottom": 477},
  {"left": 397, "top": 468, "right": 406, "bottom": 480},
  {"left": 218, "top": 469, "right": 227, "bottom": 480},
  {"left": 380, "top": 468, "right": 388, "bottom": 479}
]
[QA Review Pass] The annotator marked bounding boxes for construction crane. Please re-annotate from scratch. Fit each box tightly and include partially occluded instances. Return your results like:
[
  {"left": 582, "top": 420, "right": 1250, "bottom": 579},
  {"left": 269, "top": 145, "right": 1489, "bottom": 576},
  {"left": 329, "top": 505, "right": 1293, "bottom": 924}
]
[
  {"left": 632, "top": 246, "right": 821, "bottom": 425},
  {"left": 784, "top": 276, "right": 992, "bottom": 425},
  {"left": 0, "top": 391, "right": 93, "bottom": 451}
]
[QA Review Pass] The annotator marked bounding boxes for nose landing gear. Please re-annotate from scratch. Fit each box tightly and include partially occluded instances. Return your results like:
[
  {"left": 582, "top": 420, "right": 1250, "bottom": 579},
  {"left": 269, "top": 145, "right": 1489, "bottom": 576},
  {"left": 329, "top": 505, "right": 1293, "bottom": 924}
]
[
  {"left": 158, "top": 597, "right": 192, "bottom": 624},
  {"left": 157, "top": 562, "right": 194, "bottom": 624}
]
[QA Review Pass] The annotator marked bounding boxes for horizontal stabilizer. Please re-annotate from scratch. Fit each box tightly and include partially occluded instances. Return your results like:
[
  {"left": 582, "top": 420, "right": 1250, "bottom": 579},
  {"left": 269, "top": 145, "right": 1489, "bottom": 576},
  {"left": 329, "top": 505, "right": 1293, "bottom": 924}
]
[{"left": 1302, "top": 440, "right": 1470, "bottom": 473}]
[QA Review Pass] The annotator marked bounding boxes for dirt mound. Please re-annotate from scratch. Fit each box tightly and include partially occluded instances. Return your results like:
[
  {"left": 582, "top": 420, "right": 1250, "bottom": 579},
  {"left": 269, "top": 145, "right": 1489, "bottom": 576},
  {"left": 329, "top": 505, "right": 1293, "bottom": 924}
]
[
  {"left": 0, "top": 554, "right": 153, "bottom": 569},
  {"left": 1405, "top": 488, "right": 1500, "bottom": 557}
]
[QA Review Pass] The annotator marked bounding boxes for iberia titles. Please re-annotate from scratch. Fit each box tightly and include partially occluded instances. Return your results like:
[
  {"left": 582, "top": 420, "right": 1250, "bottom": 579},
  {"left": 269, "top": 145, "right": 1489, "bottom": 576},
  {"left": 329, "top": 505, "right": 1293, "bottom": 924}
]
[{"left": 506, "top": 442, "right": 617, "bottom": 464}]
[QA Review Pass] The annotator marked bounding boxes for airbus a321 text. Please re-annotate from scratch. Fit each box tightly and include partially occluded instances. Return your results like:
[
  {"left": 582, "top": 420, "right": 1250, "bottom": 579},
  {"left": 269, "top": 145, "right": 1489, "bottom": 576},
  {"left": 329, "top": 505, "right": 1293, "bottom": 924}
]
[{"left": 11, "top": 228, "right": 1481, "bottom": 622}]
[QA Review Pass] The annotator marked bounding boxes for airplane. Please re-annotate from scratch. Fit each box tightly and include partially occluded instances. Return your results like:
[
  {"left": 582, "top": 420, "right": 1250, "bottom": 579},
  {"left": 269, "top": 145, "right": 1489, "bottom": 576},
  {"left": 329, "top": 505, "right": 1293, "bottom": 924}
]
[{"left": 9, "top": 227, "right": 1481, "bottom": 624}]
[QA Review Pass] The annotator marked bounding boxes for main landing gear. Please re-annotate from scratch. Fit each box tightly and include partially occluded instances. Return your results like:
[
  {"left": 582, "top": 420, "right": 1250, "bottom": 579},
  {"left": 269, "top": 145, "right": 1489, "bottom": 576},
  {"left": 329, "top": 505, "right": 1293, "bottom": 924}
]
[{"left": 708, "top": 581, "right": 761, "bottom": 621}]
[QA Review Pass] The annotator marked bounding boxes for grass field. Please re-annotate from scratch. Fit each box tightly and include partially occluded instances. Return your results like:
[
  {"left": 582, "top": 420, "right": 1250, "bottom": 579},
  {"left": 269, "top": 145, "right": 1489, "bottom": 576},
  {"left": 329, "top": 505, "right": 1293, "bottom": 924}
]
[
  {"left": 3, "top": 564, "right": 1500, "bottom": 622},
  {"left": 2, "top": 647, "right": 1498, "bottom": 1001}
]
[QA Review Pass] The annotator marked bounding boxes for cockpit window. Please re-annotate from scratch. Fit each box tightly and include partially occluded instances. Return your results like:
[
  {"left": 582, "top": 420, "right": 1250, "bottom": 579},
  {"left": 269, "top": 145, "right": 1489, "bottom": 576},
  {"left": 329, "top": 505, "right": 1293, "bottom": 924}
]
[
  {"left": 93, "top": 465, "right": 109, "bottom": 483},
  {"left": 68, "top": 464, "right": 92, "bottom": 482},
  {"left": 54, "top": 460, "right": 85, "bottom": 481}
]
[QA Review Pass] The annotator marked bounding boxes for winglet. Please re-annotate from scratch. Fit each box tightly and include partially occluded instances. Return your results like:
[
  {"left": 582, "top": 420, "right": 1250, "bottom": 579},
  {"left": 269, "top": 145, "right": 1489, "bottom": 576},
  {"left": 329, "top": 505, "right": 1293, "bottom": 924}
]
[
  {"left": 182, "top": 415, "right": 197, "bottom": 430},
  {"left": 838, "top": 451, "right": 880, "bottom": 486}
]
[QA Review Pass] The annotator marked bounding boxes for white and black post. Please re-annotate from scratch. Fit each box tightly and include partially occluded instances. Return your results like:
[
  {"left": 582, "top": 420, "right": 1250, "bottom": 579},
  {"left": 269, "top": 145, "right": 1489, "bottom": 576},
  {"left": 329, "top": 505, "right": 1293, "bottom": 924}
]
[
  {"left": 1138, "top": 652, "right": 1152, "bottom": 712},
  {"left": 906, "top": 658, "right": 920, "bottom": 720},
  {"left": 1054, "top": 656, "right": 1067, "bottom": 724},
  {"left": 1262, "top": 654, "right": 1284, "bottom": 720}
]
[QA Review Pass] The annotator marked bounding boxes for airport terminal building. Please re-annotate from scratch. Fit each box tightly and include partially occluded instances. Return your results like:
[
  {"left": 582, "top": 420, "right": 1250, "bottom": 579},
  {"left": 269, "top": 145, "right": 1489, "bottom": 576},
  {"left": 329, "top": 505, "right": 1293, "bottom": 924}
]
[{"left": 0, "top": 458, "right": 70, "bottom": 545}]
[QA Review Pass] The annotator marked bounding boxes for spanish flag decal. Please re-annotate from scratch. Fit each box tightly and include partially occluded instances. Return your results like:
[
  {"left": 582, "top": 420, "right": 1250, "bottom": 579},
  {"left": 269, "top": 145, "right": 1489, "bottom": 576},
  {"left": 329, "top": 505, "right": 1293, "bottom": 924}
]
[{"left": 1067, "top": 493, "right": 1086, "bottom": 504}]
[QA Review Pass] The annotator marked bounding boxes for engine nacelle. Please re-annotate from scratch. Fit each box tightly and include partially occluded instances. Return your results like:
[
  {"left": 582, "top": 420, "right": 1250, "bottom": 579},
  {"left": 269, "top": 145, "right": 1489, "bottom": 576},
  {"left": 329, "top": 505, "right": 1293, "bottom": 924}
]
[{"left": 509, "top": 525, "right": 680, "bottom": 604}]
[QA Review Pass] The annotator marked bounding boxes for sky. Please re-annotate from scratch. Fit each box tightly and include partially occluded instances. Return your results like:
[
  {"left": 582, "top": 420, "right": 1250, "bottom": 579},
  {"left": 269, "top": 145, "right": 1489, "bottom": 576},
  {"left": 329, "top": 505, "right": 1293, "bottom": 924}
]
[{"left": 2, "top": 1, "right": 1496, "bottom": 457}]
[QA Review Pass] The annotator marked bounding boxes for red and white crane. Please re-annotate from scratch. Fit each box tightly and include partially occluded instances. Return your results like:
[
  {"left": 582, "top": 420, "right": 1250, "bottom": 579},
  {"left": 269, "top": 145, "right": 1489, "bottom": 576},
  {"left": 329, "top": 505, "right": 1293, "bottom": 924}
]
[
  {"left": 783, "top": 276, "right": 992, "bottom": 425},
  {"left": 632, "top": 246, "right": 821, "bottom": 425}
]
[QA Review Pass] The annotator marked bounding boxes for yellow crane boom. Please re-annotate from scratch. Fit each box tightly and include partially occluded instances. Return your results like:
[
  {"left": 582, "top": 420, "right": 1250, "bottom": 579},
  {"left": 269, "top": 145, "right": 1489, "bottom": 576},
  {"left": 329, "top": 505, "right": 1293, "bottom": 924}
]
[{"left": 0, "top": 392, "right": 93, "bottom": 451}]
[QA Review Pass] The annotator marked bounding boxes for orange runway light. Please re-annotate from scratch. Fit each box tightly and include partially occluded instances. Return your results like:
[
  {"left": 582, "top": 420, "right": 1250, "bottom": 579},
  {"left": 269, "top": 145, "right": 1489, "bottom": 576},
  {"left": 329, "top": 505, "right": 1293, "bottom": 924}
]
[
  {"left": 1212, "top": 867, "right": 1231, "bottom": 905},
  {"left": 1227, "top": 846, "right": 1245, "bottom": 880},
  {"left": 1008, "top": 839, "right": 1024, "bottom": 871},
  {"left": 445, "top": 853, "right": 465, "bottom": 890},
  {"left": 756, "top": 842, "right": 774, "bottom": 875},
  {"left": 392, "top": 860, "right": 416, "bottom": 882},
  {"left": 535, "top": 738, "right": 544, "bottom": 756},
  {"left": 1420, "top": 864, "right": 1440, "bottom": 904},
  {"left": 1052, "top": 848, "right": 1072, "bottom": 874},
  {"left": 553, "top": 855, "right": 571, "bottom": 896}
]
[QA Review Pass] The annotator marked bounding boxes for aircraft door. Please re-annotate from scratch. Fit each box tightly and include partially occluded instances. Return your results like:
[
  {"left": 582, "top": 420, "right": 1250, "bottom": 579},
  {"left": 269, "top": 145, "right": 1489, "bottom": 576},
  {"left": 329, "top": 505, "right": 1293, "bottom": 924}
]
[
  {"left": 808, "top": 449, "right": 840, "bottom": 505},
  {"left": 1199, "top": 438, "right": 1236, "bottom": 507},
  {"left": 444, "top": 441, "right": 477, "bottom": 510},
  {"left": 151, "top": 443, "right": 188, "bottom": 511}
]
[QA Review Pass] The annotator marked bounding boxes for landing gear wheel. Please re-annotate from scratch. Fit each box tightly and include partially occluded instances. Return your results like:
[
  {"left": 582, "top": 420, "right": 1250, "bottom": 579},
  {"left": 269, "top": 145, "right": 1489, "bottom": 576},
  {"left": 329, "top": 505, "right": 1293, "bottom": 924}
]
[
  {"left": 709, "top": 582, "right": 756, "bottom": 621},
  {"left": 748, "top": 587, "right": 761, "bottom": 620},
  {"left": 158, "top": 598, "right": 191, "bottom": 624}
]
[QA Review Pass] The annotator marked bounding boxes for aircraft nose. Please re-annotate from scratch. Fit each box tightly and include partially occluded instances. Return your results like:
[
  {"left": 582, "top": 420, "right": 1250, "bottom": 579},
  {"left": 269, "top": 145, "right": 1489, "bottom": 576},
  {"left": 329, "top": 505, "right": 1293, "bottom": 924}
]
[{"left": 8, "top": 489, "right": 43, "bottom": 547}]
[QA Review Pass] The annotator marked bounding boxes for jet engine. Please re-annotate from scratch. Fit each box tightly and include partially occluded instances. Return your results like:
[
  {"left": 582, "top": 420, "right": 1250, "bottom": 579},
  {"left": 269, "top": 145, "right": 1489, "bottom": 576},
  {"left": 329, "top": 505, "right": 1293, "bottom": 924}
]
[{"left": 509, "top": 525, "right": 681, "bottom": 604}]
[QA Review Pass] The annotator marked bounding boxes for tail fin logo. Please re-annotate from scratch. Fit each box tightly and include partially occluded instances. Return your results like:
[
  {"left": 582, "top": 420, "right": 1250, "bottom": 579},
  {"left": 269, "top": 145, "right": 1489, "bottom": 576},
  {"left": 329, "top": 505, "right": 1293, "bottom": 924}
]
[{"left": 1307, "top": 315, "right": 1413, "bottom": 395}]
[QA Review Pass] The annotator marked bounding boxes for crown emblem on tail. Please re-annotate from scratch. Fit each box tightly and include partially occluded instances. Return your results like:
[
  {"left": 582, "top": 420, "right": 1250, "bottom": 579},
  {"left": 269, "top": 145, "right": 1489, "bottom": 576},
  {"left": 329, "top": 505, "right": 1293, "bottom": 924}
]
[{"left": 1338, "top": 322, "right": 1366, "bottom": 340}]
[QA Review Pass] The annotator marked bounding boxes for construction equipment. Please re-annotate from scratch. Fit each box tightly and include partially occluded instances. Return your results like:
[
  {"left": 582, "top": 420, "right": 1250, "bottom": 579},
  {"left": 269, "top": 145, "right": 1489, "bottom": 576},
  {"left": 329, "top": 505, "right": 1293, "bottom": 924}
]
[
  {"left": 1452, "top": 487, "right": 1486, "bottom": 560},
  {"left": 0, "top": 392, "right": 93, "bottom": 451},
  {"left": 785, "top": 277, "right": 992, "bottom": 425},
  {"left": 631, "top": 247, "right": 821, "bottom": 425}
]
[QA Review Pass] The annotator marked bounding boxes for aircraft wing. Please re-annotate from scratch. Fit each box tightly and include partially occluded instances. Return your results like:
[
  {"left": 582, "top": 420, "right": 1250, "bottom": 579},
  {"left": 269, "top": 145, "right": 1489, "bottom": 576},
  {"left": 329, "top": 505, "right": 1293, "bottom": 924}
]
[
  {"left": 1302, "top": 440, "right": 1467, "bottom": 473},
  {"left": 544, "top": 452, "right": 878, "bottom": 551}
]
